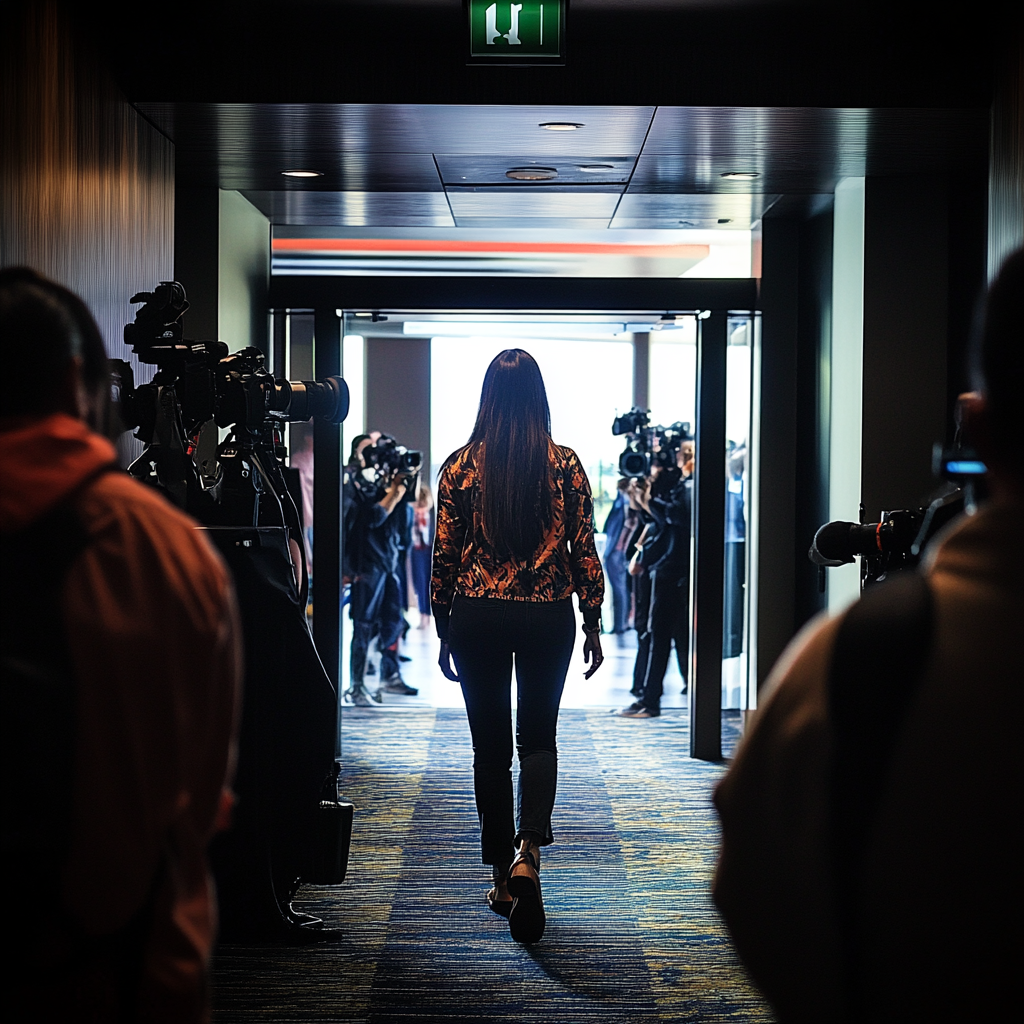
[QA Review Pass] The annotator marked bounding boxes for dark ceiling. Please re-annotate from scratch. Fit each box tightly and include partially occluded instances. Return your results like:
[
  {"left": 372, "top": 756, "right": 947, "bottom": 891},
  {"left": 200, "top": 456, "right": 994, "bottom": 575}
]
[
  {"left": 140, "top": 103, "right": 988, "bottom": 229},
  {"left": 80, "top": 0, "right": 1004, "bottom": 233},
  {"left": 90, "top": 1, "right": 1001, "bottom": 108}
]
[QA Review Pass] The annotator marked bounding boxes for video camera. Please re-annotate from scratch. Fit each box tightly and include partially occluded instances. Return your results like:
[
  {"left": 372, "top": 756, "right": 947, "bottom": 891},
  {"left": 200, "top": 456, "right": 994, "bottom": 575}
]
[
  {"left": 360, "top": 435, "right": 423, "bottom": 492},
  {"left": 112, "top": 281, "right": 349, "bottom": 528},
  {"left": 612, "top": 407, "right": 692, "bottom": 478},
  {"left": 809, "top": 444, "right": 987, "bottom": 587}
]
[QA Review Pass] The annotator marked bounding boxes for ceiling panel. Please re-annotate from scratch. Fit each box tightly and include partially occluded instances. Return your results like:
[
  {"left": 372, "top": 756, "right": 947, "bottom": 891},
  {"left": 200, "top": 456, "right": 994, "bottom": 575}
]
[
  {"left": 435, "top": 155, "right": 636, "bottom": 186},
  {"left": 241, "top": 192, "right": 454, "bottom": 227},
  {"left": 450, "top": 218, "right": 616, "bottom": 230},
  {"left": 642, "top": 106, "right": 987, "bottom": 176},
  {"left": 446, "top": 189, "right": 622, "bottom": 221},
  {"left": 137, "top": 103, "right": 656, "bottom": 156},
  {"left": 611, "top": 193, "right": 781, "bottom": 229},
  {"left": 205, "top": 153, "right": 443, "bottom": 192},
  {"left": 629, "top": 153, "right": 844, "bottom": 194}
]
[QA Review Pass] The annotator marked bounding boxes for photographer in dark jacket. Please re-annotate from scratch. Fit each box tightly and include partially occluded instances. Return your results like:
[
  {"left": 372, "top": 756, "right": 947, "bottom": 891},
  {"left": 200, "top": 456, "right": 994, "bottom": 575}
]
[
  {"left": 343, "top": 435, "right": 418, "bottom": 706},
  {"left": 618, "top": 439, "right": 693, "bottom": 718}
]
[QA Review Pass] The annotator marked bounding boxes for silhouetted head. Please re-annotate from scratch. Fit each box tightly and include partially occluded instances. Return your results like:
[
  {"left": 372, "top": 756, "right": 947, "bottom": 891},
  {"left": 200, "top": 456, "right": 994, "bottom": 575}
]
[
  {"left": 470, "top": 348, "right": 552, "bottom": 444},
  {"left": 0, "top": 267, "right": 109, "bottom": 422},
  {"left": 468, "top": 349, "right": 553, "bottom": 560},
  {"left": 971, "top": 248, "right": 1024, "bottom": 488}
]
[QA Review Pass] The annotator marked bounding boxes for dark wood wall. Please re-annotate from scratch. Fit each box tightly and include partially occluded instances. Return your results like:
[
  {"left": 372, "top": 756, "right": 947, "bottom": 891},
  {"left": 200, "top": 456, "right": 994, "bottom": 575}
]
[
  {"left": 0, "top": 1, "right": 174, "bottom": 384},
  {"left": 989, "top": 29, "right": 1024, "bottom": 279}
]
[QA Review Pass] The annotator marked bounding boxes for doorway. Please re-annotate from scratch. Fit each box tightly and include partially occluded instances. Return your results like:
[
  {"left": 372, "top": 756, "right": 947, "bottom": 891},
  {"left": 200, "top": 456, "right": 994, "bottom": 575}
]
[{"left": 270, "top": 288, "right": 758, "bottom": 761}]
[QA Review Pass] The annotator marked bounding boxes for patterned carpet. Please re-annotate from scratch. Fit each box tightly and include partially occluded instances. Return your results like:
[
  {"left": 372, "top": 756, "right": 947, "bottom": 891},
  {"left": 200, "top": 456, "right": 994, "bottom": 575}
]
[{"left": 212, "top": 708, "right": 772, "bottom": 1022}]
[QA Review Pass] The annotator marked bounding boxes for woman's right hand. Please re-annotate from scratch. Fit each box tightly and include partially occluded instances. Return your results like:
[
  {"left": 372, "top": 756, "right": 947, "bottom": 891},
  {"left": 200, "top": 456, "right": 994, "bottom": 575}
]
[{"left": 438, "top": 641, "right": 460, "bottom": 682}]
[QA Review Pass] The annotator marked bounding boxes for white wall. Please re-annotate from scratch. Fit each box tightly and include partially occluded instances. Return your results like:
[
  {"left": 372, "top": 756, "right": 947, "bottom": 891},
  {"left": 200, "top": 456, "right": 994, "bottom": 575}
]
[
  {"left": 828, "top": 177, "right": 865, "bottom": 613},
  {"left": 218, "top": 189, "right": 270, "bottom": 351}
]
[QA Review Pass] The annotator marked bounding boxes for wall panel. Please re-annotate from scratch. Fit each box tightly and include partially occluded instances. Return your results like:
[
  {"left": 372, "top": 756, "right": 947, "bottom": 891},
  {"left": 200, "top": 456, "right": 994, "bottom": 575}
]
[{"left": 1, "top": 1, "right": 174, "bottom": 381}]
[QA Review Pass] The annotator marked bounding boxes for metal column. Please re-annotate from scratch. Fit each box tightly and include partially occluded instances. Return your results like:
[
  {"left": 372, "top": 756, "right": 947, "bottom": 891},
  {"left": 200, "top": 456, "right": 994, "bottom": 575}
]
[
  {"left": 690, "top": 311, "right": 727, "bottom": 761},
  {"left": 313, "top": 307, "right": 342, "bottom": 690}
]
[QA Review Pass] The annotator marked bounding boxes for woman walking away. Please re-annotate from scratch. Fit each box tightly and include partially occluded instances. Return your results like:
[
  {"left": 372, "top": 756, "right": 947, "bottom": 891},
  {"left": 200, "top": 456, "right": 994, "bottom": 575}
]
[{"left": 431, "top": 349, "right": 605, "bottom": 944}]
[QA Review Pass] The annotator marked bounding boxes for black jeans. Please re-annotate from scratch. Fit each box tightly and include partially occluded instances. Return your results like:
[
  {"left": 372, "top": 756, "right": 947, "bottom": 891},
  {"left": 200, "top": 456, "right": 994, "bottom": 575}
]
[
  {"left": 448, "top": 595, "right": 576, "bottom": 866},
  {"left": 639, "top": 567, "right": 690, "bottom": 712},
  {"left": 349, "top": 567, "right": 403, "bottom": 685},
  {"left": 631, "top": 570, "right": 652, "bottom": 696}
]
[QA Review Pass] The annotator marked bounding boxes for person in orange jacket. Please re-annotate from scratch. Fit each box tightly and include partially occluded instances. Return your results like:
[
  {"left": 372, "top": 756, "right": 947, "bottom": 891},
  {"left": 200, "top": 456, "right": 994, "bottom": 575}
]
[{"left": 0, "top": 268, "right": 242, "bottom": 1023}]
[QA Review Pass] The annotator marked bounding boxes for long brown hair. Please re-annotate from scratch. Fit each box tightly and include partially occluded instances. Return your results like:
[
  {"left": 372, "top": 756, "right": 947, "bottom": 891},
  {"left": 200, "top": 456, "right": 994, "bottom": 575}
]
[{"left": 468, "top": 349, "right": 552, "bottom": 560}]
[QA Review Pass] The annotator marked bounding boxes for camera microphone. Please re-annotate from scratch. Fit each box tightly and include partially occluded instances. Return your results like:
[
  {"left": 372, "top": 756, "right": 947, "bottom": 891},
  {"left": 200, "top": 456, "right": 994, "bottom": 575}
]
[
  {"left": 810, "top": 510, "right": 925, "bottom": 567},
  {"left": 809, "top": 520, "right": 861, "bottom": 566}
]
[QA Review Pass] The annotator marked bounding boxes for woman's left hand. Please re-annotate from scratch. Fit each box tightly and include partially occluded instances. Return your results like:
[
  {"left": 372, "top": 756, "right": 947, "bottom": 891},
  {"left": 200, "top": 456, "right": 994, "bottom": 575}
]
[
  {"left": 582, "top": 631, "right": 604, "bottom": 679},
  {"left": 438, "top": 641, "right": 460, "bottom": 682}
]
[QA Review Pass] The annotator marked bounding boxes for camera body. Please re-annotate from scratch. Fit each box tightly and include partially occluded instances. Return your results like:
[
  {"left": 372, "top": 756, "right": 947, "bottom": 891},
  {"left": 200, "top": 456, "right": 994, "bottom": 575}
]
[
  {"left": 612, "top": 407, "right": 691, "bottom": 478},
  {"left": 113, "top": 282, "right": 348, "bottom": 527},
  {"left": 114, "top": 283, "right": 347, "bottom": 438},
  {"left": 361, "top": 436, "right": 423, "bottom": 491},
  {"left": 809, "top": 451, "right": 987, "bottom": 587}
]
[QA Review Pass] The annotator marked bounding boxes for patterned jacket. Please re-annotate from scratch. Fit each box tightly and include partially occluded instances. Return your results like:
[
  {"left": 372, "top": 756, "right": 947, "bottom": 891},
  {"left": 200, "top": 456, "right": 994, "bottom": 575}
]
[{"left": 430, "top": 440, "right": 605, "bottom": 640}]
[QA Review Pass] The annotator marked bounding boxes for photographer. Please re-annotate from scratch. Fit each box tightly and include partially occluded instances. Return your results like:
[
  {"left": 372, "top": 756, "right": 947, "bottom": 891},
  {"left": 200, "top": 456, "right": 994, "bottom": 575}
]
[
  {"left": 343, "top": 433, "right": 419, "bottom": 705},
  {"left": 712, "top": 250, "right": 1024, "bottom": 1021},
  {"left": 618, "top": 439, "right": 693, "bottom": 718}
]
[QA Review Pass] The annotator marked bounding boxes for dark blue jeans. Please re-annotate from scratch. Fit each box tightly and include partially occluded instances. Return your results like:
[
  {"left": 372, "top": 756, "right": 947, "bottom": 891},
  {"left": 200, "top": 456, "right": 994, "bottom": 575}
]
[{"left": 448, "top": 595, "right": 576, "bottom": 866}]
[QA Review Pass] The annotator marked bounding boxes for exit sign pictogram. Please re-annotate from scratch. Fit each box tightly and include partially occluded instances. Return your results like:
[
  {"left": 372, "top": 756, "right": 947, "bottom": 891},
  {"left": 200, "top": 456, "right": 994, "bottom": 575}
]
[{"left": 468, "top": 1, "right": 565, "bottom": 62}]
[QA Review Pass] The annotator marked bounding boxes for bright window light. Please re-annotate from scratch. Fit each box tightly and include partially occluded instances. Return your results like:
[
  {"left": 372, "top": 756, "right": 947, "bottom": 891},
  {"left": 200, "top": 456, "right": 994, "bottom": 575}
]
[
  {"left": 430, "top": 334, "right": 633, "bottom": 524},
  {"left": 406, "top": 321, "right": 628, "bottom": 339},
  {"left": 342, "top": 334, "right": 365, "bottom": 461},
  {"left": 648, "top": 317, "right": 697, "bottom": 429}
]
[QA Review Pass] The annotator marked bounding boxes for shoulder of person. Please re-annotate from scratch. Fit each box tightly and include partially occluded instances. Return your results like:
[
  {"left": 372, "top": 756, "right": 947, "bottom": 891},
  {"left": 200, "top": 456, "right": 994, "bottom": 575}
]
[
  {"left": 74, "top": 470, "right": 233, "bottom": 600},
  {"left": 727, "top": 611, "right": 843, "bottom": 780},
  {"left": 441, "top": 444, "right": 478, "bottom": 486}
]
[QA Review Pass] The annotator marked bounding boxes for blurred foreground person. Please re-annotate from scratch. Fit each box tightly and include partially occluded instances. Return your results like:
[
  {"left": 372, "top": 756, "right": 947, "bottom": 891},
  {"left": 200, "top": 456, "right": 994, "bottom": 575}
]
[
  {"left": 712, "top": 251, "right": 1024, "bottom": 1021},
  {"left": 0, "top": 269, "right": 241, "bottom": 1023},
  {"left": 432, "top": 349, "right": 605, "bottom": 944}
]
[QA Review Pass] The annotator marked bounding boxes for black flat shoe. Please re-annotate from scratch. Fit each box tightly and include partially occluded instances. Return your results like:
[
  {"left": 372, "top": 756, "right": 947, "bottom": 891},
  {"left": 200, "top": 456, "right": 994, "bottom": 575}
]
[
  {"left": 507, "top": 849, "right": 545, "bottom": 943},
  {"left": 486, "top": 888, "right": 513, "bottom": 918}
]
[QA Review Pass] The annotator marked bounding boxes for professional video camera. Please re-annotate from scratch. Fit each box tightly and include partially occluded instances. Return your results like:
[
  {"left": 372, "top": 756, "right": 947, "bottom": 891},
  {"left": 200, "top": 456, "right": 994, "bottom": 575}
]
[
  {"left": 612, "top": 407, "right": 691, "bottom": 478},
  {"left": 362, "top": 435, "right": 422, "bottom": 482},
  {"left": 809, "top": 444, "right": 987, "bottom": 587},
  {"left": 111, "top": 282, "right": 348, "bottom": 528}
]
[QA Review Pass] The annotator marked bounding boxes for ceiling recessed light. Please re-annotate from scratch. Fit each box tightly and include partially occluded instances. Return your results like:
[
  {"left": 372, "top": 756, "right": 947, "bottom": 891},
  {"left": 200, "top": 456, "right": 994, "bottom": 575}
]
[
  {"left": 506, "top": 166, "right": 558, "bottom": 180},
  {"left": 281, "top": 169, "right": 323, "bottom": 177},
  {"left": 539, "top": 122, "right": 584, "bottom": 131},
  {"left": 577, "top": 164, "right": 615, "bottom": 173},
  {"left": 721, "top": 171, "right": 758, "bottom": 180}
]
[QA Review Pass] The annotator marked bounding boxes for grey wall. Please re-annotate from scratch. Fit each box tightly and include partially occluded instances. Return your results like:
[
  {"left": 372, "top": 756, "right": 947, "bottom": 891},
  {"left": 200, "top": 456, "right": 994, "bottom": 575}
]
[
  {"left": 173, "top": 186, "right": 269, "bottom": 352},
  {"left": 754, "top": 217, "right": 800, "bottom": 687},
  {"left": 1, "top": 0, "right": 174, "bottom": 377},
  {"left": 794, "top": 206, "right": 834, "bottom": 628},
  {"left": 861, "top": 177, "right": 949, "bottom": 521},
  {"left": 219, "top": 190, "right": 270, "bottom": 355},
  {"left": 365, "top": 337, "right": 431, "bottom": 463}
]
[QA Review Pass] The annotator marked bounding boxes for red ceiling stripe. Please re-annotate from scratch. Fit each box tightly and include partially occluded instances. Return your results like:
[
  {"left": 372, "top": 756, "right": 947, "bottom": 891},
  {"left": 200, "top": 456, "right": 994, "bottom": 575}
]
[{"left": 273, "top": 238, "right": 710, "bottom": 258}]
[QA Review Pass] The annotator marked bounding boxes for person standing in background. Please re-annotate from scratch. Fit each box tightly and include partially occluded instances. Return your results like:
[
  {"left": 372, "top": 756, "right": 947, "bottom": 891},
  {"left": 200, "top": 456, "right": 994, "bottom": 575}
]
[
  {"left": 602, "top": 478, "right": 632, "bottom": 634},
  {"left": 410, "top": 483, "right": 435, "bottom": 628}
]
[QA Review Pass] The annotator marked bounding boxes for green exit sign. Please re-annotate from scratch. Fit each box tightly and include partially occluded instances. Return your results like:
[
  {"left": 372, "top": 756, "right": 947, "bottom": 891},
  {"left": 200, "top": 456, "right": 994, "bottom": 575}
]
[{"left": 468, "top": 1, "right": 565, "bottom": 62}]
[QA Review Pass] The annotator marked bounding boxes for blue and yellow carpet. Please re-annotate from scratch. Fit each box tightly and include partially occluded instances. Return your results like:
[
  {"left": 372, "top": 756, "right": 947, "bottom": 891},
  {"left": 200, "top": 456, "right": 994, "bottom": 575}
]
[{"left": 212, "top": 708, "right": 772, "bottom": 1022}]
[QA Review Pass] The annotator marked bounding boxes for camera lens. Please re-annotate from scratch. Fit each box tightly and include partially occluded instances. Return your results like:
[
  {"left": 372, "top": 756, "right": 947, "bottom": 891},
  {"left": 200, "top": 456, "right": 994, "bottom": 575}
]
[
  {"left": 282, "top": 376, "right": 350, "bottom": 424},
  {"left": 620, "top": 451, "right": 648, "bottom": 477}
]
